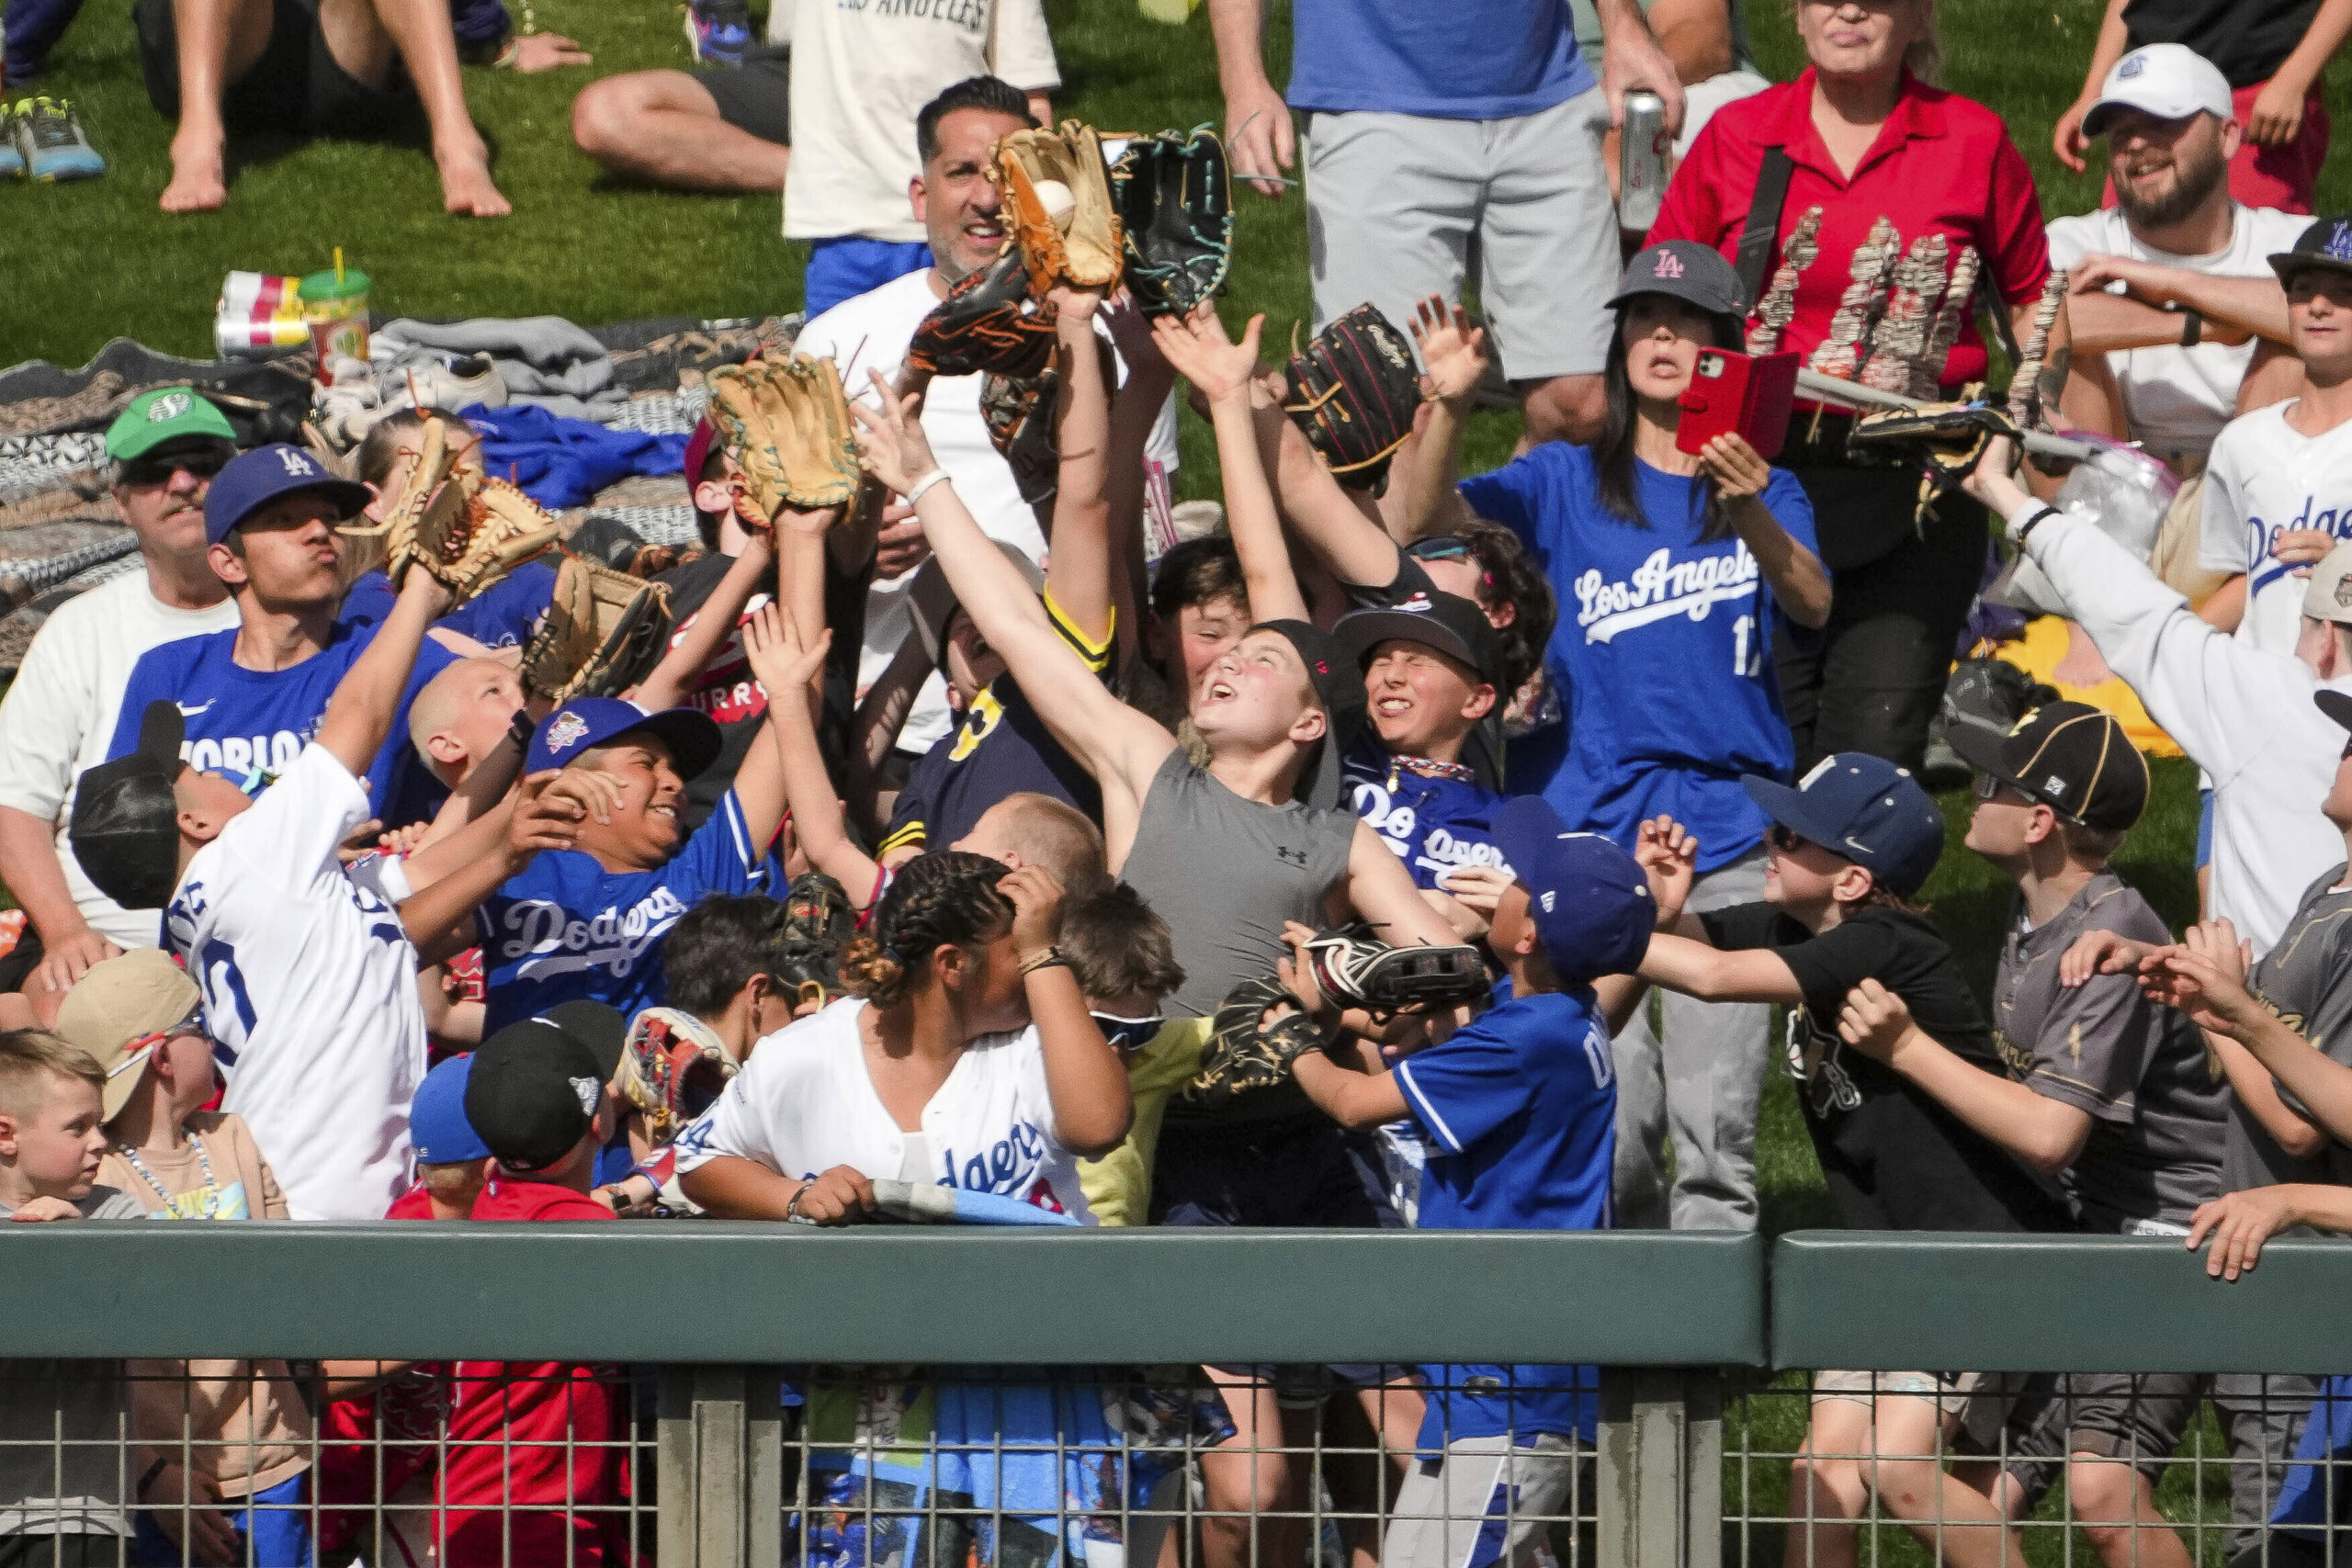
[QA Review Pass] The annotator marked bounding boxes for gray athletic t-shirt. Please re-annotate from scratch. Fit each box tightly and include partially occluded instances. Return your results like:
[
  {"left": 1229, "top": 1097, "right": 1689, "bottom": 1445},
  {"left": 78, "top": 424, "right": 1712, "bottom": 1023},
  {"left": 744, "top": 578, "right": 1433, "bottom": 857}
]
[
  {"left": 1119, "top": 749, "right": 1356, "bottom": 1021},
  {"left": 2223, "top": 863, "right": 2352, "bottom": 1193},
  {"left": 1990, "top": 874, "right": 2226, "bottom": 1229}
]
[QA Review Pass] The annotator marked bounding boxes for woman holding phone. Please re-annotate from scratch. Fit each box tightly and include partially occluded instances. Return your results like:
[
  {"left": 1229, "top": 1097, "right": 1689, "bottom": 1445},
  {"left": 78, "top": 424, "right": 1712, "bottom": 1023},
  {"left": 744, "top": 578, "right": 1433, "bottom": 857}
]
[{"left": 1426, "top": 239, "right": 1827, "bottom": 1231}]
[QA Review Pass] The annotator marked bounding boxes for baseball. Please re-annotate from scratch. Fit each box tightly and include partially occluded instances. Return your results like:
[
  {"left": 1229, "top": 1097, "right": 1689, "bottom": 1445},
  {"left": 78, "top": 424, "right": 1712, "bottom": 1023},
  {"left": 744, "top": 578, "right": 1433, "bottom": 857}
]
[{"left": 1033, "top": 178, "right": 1077, "bottom": 231}]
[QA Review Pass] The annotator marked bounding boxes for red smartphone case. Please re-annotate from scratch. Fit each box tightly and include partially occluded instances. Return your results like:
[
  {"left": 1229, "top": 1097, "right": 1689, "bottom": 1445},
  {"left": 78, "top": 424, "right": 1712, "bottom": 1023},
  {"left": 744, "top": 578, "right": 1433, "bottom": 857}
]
[{"left": 1675, "top": 349, "right": 1799, "bottom": 460}]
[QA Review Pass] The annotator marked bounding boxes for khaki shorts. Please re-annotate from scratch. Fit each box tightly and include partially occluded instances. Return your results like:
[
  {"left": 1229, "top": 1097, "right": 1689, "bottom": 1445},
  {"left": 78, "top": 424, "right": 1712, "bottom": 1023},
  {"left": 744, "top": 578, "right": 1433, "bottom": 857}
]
[{"left": 1811, "top": 1370, "right": 2028, "bottom": 1452}]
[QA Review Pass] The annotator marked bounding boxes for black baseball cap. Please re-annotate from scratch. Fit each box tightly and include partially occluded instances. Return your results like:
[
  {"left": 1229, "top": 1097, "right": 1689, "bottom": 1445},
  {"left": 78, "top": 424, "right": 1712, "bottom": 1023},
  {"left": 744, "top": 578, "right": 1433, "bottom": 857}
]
[
  {"left": 1743, "top": 752, "right": 1945, "bottom": 897},
  {"left": 2269, "top": 216, "right": 2352, "bottom": 288},
  {"left": 1607, "top": 242, "right": 1749, "bottom": 336},
  {"left": 1254, "top": 619, "right": 1369, "bottom": 750},
  {"left": 465, "top": 1014, "right": 608, "bottom": 1171},
  {"left": 68, "top": 700, "right": 188, "bottom": 911},
  {"left": 2313, "top": 688, "right": 2352, "bottom": 739},
  {"left": 541, "top": 999, "right": 628, "bottom": 1081},
  {"left": 1332, "top": 589, "right": 1508, "bottom": 689},
  {"left": 1946, "top": 700, "right": 2149, "bottom": 833}
]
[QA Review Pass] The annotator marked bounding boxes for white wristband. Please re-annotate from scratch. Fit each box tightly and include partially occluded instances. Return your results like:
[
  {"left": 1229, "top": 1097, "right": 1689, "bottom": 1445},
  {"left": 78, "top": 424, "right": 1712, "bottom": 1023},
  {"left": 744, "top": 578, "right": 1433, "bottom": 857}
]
[{"left": 904, "top": 468, "right": 952, "bottom": 505}]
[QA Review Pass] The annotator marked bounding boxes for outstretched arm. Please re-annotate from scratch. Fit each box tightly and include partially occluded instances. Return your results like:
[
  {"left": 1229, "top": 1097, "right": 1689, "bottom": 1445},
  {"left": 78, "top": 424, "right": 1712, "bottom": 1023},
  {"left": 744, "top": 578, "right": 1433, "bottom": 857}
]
[
  {"left": 724, "top": 603, "right": 815, "bottom": 857},
  {"left": 1097, "top": 294, "right": 1178, "bottom": 671},
  {"left": 1639, "top": 931, "right": 1806, "bottom": 1005},
  {"left": 1346, "top": 821, "right": 1482, "bottom": 950},
  {"left": 631, "top": 529, "right": 777, "bottom": 713},
  {"left": 1153, "top": 303, "right": 1310, "bottom": 624},
  {"left": 1836, "top": 979, "right": 2095, "bottom": 1175},
  {"left": 317, "top": 570, "right": 453, "bottom": 780},
  {"left": 398, "top": 770, "right": 616, "bottom": 964},
  {"left": 1043, "top": 288, "right": 1116, "bottom": 649},
  {"left": 1385, "top": 298, "right": 1487, "bottom": 545},
  {"left": 851, "top": 375, "right": 1176, "bottom": 814},
  {"left": 746, "top": 605, "right": 883, "bottom": 908}
]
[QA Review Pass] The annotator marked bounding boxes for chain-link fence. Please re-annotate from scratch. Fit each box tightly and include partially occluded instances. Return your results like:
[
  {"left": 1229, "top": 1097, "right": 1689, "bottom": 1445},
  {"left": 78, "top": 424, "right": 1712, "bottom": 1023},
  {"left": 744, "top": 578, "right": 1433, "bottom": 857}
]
[{"left": 6, "top": 1225, "right": 2352, "bottom": 1568}]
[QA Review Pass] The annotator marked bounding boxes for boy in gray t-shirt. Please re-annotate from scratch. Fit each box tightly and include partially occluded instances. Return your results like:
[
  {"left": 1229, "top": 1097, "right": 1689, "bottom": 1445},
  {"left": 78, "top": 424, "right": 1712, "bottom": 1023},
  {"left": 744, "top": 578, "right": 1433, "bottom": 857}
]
[{"left": 0, "top": 1032, "right": 145, "bottom": 1563}]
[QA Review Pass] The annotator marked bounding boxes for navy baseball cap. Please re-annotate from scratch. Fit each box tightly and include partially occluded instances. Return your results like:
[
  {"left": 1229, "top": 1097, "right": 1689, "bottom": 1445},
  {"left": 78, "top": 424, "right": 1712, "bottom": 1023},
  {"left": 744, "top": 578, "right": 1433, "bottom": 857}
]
[
  {"left": 1488, "top": 795, "right": 1655, "bottom": 984},
  {"left": 410, "top": 1054, "right": 492, "bottom": 1166},
  {"left": 1743, "top": 753, "right": 1945, "bottom": 897},
  {"left": 529, "top": 697, "right": 725, "bottom": 781},
  {"left": 2270, "top": 216, "right": 2352, "bottom": 288},
  {"left": 1332, "top": 589, "right": 1509, "bottom": 689},
  {"left": 203, "top": 443, "right": 369, "bottom": 546}
]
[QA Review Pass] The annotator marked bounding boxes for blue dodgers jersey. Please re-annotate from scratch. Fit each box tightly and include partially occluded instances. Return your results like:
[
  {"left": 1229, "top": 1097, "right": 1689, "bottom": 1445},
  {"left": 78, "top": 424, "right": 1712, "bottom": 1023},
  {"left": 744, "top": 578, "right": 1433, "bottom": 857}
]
[
  {"left": 339, "top": 560, "right": 557, "bottom": 649},
  {"left": 1343, "top": 739, "right": 1510, "bottom": 892},
  {"left": 477, "top": 788, "right": 778, "bottom": 1032},
  {"left": 1396, "top": 988, "right": 1617, "bottom": 1444},
  {"left": 108, "top": 624, "right": 457, "bottom": 812},
  {"left": 1461, "top": 444, "right": 1817, "bottom": 873}
]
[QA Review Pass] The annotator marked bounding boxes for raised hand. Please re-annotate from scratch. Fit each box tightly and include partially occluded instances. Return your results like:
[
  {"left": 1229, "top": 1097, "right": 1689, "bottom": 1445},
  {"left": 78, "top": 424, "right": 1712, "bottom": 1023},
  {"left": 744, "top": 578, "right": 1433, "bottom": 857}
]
[
  {"left": 1150, "top": 301, "right": 1266, "bottom": 407},
  {"left": 1634, "top": 815, "right": 1697, "bottom": 925},
  {"left": 851, "top": 369, "right": 944, "bottom": 498},
  {"left": 1097, "top": 288, "right": 1170, "bottom": 383},
  {"left": 1410, "top": 296, "right": 1489, "bottom": 406},
  {"left": 740, "top": 602, "right": 831, "bottom": 701}
]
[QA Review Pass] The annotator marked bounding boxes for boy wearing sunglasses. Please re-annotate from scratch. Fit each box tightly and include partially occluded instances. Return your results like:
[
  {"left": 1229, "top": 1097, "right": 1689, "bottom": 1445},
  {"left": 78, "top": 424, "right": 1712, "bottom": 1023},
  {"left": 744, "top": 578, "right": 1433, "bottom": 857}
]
[
  {"left": 0, "top": 389, "right": 240, "bottom": 1007},
  {"left": 1636, "top": 751, "right": 2069, "bottom": 1568}
]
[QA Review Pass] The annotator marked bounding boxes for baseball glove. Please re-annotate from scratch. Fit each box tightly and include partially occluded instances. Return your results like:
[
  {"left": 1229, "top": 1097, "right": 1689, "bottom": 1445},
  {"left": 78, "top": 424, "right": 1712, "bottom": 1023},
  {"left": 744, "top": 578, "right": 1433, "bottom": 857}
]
[
  {"left": 774, "top": 871, "right": 854, "bottom": 1011},
  {"left": 1301, "top": 925, "right": 1489, "bottom": 1019},
  {"left": 981, "top": 365, "right": 1063, "bottom": 505},
  {"left": 994, "top": 120, "right": 1124, "bottom": 294},
  {"left": 339, "top": 412, "right": 483, "bottom": 586},
  {"left": 704, "top": 355, "right": 863, "bottom": 523},
  {"left": 905, "top": 248, "right": 1062, "bottom": 382},
  {"left": 1109, "top": 127, "right": 1233, "bottom": 320},
  {"left": 519, "top": 554, "right": 675, "bottom": 704},
  {"left": 1845, "top": 392, "right": 2021, "bottom": 490},
  {"left": 1182, "top": 976, "right": 1330, "bottom": 1110},
  {"left": 401, "top": 478, "right": 562, "bottom": 606},
  {"left": 617, "top": 1008, "right": 738, "bottom": 1145},
  {"left": 1283, "top": 304, "right": 1424, "bottom": 497}
]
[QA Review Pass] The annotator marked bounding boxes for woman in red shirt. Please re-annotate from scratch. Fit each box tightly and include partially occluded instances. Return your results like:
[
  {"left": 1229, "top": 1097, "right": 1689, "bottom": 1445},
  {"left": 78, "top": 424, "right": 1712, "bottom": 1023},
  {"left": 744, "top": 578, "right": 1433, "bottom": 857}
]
[{"left": 1649, "top": 0, "right": 2067, "bottom": 776}]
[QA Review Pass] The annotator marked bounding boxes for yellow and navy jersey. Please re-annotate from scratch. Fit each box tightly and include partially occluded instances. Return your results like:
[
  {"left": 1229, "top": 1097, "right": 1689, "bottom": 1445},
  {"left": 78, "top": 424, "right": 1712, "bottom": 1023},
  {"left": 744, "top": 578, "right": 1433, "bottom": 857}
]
[{"left": 879, "top": 592, "right": 1113, "bottom": 856}]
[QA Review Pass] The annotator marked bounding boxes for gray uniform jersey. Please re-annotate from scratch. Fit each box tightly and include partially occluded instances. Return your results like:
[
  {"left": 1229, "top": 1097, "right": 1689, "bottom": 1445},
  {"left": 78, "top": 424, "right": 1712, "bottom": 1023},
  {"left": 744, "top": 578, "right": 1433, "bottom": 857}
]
[
  {"left": 2223, "top": 863, "right": 2352, "bottom": 1193},
  {"left": 1119, "top": 749, "right": 1355, "bottom": 1021},
  {"left": 1992, "top": 874, "right": 2227, "bottom": 1229},
  {"left": 0, "top": 1185, "right": 142, "bottom": 1535}
]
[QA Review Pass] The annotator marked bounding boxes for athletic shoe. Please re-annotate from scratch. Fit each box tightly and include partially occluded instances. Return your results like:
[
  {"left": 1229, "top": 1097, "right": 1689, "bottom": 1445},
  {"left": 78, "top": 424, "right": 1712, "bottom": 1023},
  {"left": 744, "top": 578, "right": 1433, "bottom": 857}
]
[
  {"left": 13, "top": 96, "right": 104, "bottom": 182},
  {"left": 0, "top": 104, "right": 24, "bottom": 180},
  {"left": 684, "top": 0, "right": 750, "bottom": 65}
]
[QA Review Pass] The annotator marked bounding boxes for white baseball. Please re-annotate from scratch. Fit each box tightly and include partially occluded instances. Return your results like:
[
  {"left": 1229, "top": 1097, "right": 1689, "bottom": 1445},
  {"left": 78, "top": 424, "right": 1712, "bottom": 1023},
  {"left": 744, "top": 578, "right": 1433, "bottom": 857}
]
[{"left": 1033, "top": 178, "right": 1077, "bottom": 231}]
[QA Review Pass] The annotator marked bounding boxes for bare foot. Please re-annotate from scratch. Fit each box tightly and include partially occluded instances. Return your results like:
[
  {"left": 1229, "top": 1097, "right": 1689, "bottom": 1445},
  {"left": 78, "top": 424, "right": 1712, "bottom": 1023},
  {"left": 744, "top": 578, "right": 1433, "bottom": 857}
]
[
  {"left": 435, "top": 137, "right": 510, "bottom": 218},
  {"left": 160, "top": 132, "right": 227, "bottom": 212}
]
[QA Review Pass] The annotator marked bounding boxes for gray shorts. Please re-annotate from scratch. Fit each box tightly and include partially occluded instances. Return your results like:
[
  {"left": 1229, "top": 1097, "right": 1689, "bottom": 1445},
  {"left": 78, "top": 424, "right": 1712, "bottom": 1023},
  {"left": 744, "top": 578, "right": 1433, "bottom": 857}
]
[
  {"left": 1303, "top": 87, "right": 1617, "bottom": 384},
  {"left": 1385, "top": 1432, "right": 1581, "bottom": 1568}
]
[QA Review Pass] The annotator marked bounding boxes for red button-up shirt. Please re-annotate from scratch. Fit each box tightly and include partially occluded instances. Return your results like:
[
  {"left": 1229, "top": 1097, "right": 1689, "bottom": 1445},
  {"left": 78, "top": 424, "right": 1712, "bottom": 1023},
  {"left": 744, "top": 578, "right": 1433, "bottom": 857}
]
[{"left": 1649, "top": 68, "right": 2050, "bottom": 391}]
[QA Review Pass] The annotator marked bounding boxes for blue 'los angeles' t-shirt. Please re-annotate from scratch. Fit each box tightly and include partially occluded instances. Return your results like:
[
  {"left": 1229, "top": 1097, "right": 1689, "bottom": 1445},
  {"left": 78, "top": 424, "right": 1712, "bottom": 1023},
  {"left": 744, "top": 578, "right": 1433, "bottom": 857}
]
[
  {"left": 1287, "top": 0, "right": 1592, "bottom": 119},
  {"left": 1343, "top": 738, "right": 1509, "bottom": 893},
  {"left": 1461, "top": 444, "right": 1815, "bottom": 874},
  {"left": 109, "top": 623, "right": 457, "bottom": 818},
  {"left": 339, "top": 560, "right": 557, "bottom": 649},
  {"left": 476, "top": 787, "right": 779, "bottom": 1033},
  {"left": 1396, "top": 987, "right": 1616, "bottom": 1444}
]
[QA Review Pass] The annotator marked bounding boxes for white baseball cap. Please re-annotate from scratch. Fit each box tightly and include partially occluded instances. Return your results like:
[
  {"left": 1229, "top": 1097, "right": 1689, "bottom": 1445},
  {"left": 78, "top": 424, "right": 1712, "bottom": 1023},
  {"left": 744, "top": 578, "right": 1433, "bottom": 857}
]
[
  {"left": 2084, "top": 44, "right": 2233, "bottom": 136},
  {"left": 2306, "top": 542, "right": 2352, "bottom": 626}
]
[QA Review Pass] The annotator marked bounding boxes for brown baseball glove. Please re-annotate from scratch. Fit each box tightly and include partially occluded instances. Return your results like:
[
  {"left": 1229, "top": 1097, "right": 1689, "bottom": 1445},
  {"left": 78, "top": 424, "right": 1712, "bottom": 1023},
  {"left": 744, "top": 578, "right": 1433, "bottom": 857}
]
[
  {"left": 704, "top": 355, "right": 863, "bottom": 525},
  {"left": 519, "top": 554, "right": 675, "bottom": 704},
  {"left": 993, "top": 120, "right": 1124, "bottom": 294}
]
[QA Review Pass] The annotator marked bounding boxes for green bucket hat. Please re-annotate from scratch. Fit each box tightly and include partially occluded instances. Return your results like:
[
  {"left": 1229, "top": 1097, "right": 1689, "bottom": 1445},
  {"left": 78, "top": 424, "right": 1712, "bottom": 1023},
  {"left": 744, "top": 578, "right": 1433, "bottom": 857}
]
[{"left": 105, "top": 388, "right": 237, "bottom": 464}]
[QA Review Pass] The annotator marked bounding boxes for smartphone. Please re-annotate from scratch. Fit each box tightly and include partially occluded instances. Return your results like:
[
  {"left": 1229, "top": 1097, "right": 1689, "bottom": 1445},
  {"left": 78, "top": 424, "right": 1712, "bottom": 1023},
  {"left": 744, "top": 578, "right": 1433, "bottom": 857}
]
[{"left": 1675, "top": 349, "right": 1800, "bottom": 460}]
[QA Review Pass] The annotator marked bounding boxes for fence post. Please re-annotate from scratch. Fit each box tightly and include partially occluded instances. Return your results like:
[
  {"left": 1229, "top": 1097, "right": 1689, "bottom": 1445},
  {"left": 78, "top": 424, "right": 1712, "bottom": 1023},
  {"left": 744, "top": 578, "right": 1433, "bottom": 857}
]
[
  {"left": 1598, "top": 1368, "right": 1723, "bottom": 1568},
  {"left": 658, "top": 1365, "right": 784, "bottom": 1568}
]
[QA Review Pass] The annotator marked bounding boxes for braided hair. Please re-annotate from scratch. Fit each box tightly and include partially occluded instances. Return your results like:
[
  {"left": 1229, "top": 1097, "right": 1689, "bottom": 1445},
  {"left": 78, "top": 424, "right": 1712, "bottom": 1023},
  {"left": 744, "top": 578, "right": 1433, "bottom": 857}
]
[{"left": 836, "top": 852, "right": 1015, "bottom": 1008}]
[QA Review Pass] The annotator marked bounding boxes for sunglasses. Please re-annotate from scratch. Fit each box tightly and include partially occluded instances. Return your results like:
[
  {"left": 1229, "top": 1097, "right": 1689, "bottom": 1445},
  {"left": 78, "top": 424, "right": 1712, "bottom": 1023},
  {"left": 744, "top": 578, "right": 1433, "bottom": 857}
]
[
  {"left": 1767, "top": 823, "right": 1814, "bottom": 854},
  {"left": 121, "top": 448, "right": 232, "bottom": 487},
  {"left": 1091, "top": 1011, "right": 1168, "bottom": 1053},
  {"left": 1407, "top": 536, "right": 1475, "bottom": 564}
]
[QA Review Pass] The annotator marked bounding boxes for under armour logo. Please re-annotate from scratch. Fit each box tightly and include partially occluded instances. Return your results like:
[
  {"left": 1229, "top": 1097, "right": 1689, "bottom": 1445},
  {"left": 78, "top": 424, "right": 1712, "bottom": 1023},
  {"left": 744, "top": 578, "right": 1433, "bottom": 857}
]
[
  {"left": 1653, "top": 251, "right": 1686, "bottom": 279},
  {"left": 276, "top": 447, "right": 315, "bottom": 477},
  {"left": 149, "top": 392, "right": 192, "bottom": 422},
  {"left": 1274, "top": 846, "right": 1308, "bottom": 866}
]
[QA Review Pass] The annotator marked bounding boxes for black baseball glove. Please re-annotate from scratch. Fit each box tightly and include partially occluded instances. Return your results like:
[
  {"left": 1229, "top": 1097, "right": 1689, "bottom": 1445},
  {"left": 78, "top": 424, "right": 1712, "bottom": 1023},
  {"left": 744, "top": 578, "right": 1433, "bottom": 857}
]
[
  {"left": 1111, "top": 127, "right": 1234, "bottom": 320},
  {"left": 904, "top": 247, "right": 1060, "bottom": 381},
  {"left": 1283, "top": 303, "right": 1423, "bottom": 497}
]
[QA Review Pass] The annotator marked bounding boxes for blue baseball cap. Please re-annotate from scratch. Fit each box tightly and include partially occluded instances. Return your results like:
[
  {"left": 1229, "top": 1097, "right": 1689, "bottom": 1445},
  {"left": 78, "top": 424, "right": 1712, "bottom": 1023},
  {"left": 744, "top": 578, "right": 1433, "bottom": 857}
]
[
  {"left": 529, "top": 696, "right": 725, "bottom": 781},
  {"left": 410, "top": 1054, "right": 492, "bottom": 1166},
  {"left": 1742, "top": 753, "right": 1945, "bottom": 897},
  {"left": 1488, "top": 795, "right": 1655, "bottom": 984},
  {"left": 202, "top": 443, "right": 369, "bottom": 546}
]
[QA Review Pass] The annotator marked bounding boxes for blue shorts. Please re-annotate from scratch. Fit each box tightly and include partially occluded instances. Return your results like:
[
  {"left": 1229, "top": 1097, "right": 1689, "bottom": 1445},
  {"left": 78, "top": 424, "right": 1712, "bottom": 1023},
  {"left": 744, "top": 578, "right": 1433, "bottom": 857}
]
[
  {"left": 805, "top": 238, "right": 933, "bottom": 319},
  {"left": 2197, "top": 787, "right": 2214, "bottom": 871},
  {"left": 136, "top": 1472, "right": 311, "bottom": 1568}
]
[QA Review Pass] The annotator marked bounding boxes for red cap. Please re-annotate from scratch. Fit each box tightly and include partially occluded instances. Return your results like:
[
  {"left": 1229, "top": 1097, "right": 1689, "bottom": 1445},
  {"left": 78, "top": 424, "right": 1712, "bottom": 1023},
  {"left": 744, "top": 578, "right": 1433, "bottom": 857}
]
[{"left": 682, "top": 417, "right": 718, "bottom": 491}]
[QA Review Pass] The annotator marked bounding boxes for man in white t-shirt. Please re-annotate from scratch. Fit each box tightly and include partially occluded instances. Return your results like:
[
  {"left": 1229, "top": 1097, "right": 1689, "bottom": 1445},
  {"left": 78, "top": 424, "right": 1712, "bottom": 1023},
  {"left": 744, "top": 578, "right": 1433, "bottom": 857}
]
[
  {"left": 2195, "top": 218, "right": 2352, "bottom": 660},
  {"left": 0, "top": 389, "right": 240, "bottom": 1007},
  {"left": 2050, "top": 46, "right": 2311, "bottom": 466},
  {"left": 62, "top": 497, "right": 459, "bottom": 1221},
  {"left": 796, "top": 76, "right": 1180, "bottom": 757}
]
